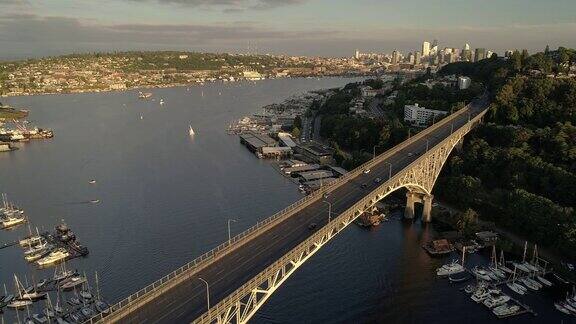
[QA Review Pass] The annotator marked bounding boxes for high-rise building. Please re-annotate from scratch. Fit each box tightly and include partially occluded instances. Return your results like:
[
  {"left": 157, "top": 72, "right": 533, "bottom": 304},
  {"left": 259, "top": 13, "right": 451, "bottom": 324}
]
[
  {"left": 422, "top": 41, "right": 431, "bottom": 57},
  {"left": 354, "top": 49, "right": 360, "bottom": 60},
  {"left": 449, "top": 52, "right": 457, "bottom": 63},
  {"left": 463, "top": 43, "right": 470, "bottom": 51},
  {"left": 474, "top": 48, "right": 486, "bottom": 62},
  {"left": 461, "top": 49, "right": 472, "bottom": 62},
  {"left": 430, "top": 39, "right": 438, "bottom": 57},
  {"left": 486, "top": 50, "right": 494, "bottom": 59},
  {"left": 408, "top": 52, "right": 415, "bottom": 64},
  {"left": 415, "top": 51, "right": 422, "bottom": 65},
  {"left": 392, "top": 50, "right": 400, "bottom": 64}
]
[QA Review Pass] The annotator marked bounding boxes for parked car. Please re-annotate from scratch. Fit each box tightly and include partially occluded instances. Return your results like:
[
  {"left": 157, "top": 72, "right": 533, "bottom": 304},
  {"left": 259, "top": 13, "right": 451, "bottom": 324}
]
[
  {"left": 374, "top": 177, "right": 382, "bottom": 183},
  {"left": 361, "top": 183, "right": 368, "bottom": 189},
  {"left": 308, "top": 223, "right": 317, "bottom": 230},
  {"left": 363, "top": 169, "right": 371, "bottom": 174}
]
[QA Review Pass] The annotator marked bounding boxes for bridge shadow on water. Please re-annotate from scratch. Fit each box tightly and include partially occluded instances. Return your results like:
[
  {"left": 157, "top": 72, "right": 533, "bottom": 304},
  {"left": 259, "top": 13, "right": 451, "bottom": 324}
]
[{"left": 254, "top": 203, "right": 566, "bottom": 323}]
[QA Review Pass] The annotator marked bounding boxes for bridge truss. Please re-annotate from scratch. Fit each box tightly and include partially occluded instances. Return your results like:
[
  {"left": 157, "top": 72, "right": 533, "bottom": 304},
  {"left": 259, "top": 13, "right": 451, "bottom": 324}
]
[{"left": 194, "top": 108, "right": 488, "bottom": 324}]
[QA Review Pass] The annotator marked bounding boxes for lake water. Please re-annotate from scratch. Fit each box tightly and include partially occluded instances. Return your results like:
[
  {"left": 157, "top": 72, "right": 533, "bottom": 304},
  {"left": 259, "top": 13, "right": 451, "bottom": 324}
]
[{"left": 0, "top": 77, "right": 566, "bottom": 323}]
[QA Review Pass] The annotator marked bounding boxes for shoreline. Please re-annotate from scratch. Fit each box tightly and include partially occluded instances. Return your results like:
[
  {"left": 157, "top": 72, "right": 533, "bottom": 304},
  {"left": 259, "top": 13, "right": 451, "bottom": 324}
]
[{"left": 0, "top": 74, "right": 375, "bottom": 99}]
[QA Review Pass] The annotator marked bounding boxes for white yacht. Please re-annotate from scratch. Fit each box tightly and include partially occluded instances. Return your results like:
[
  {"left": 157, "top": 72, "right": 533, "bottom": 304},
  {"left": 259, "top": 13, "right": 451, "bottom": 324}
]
[
  {"left": 518, "top": 277, "right": 539, "bottom": 291},
  {"left": 472, "top": 267, "right": 492, "bottom": 281},
  {"left": 1, "top": 215, "right": 26, "bottom": 229},
  {"left": 506, "top": 281, "right": 526, "bottom": 295},
  {"left": 19, "top": 233, "right": 43, "bottom": 247},
  {"left": 483, "top": 294, "right": 510, "bottom": 308},
  {"left": 493, "top": 304, "right": 520, "bottom": 317},
  {"left": 536, "top": 275, "right": 552, "bottom": 287},
  {"left": 37, "top": 248, "right": 69, "bottom": 266},
  {"left": 7, "top": 298, "right": 32, "bottom": 309},
  {"left": 555, "top": 302, "right": 572, "bottom": 315},
  {"left": 436, "top": 260, "right": 465, "bottom": 276},
  {"left": 471, "top": 288, "right": 490, "bottom": 303}
]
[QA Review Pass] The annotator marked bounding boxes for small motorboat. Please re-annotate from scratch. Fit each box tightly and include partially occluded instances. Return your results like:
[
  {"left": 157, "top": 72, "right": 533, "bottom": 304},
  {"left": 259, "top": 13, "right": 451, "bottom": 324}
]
[
  {"left": 89, "top": 180, "right": 96, "bottom": 184},
  {"left": 90, "top": 199, "right": 100, "bottom": 204},
  {"left": 448, "top": 273, "right": 471, "bottom": 283},
  {"left": 67, "top": 296, "right": 82, "bottom": 306},
  {"left": 95, "top": 300, "right": 110, "bottom": 314},
  {"left": 7, "top": 299, "right": 33, "bottom": 309},
  {"left": 32, "top": 313, "right": 48, "bottom": 323},
  {"left": 80, "top": 289, "right": 93, "bottom": 300},
  {"left": 464, "top": 284, "right": 476, "bottom": 294},
  {"left": 81, "top": 307, "right": 95, "bottom": 318},
  {"left": 43, "top": 308, "right": 55, "bottom": 318},
  {"left": 555, "top": 302, "right": 572, "bottom": 315},
  {"left": 60, "top": 275, "right": 87, "bottom": 290},
  {"left": 506, "top": 282, "right": 526, "bottom": 295},
  {"left": 537, "top": 275, "right": 553, "bottom": 287}
]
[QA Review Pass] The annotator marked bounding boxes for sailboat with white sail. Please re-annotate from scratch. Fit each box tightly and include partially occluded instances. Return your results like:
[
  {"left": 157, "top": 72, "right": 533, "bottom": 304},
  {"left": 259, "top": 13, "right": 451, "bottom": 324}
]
[{"left": 189, "top": 125, "right": 195, "bottom": 136}]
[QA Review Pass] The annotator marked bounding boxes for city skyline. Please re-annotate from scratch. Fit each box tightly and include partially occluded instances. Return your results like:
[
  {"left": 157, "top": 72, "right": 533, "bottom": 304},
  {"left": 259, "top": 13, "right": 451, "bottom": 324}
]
[{"left": 1, "top": 0, "right": 575, "bottom": 59}]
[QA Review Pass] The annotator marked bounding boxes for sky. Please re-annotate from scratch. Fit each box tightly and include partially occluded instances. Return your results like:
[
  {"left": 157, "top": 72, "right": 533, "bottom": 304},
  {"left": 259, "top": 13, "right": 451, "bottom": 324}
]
[{"left": 0, "top": 0, "right": 575, "bottom": 59}]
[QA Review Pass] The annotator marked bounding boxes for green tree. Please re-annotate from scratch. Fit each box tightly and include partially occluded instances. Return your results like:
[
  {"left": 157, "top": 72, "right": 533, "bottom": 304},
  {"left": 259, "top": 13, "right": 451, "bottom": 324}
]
[{"left": 291, "top": 126, "right": 301, "bottom": 139}]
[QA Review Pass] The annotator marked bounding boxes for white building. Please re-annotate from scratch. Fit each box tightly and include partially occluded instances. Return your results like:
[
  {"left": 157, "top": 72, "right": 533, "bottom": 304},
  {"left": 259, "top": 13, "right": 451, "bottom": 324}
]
[
  {"left": 422, "top": 41, "right": 431, "bottom": 57},
  {"left": 404, "top": 103, "right": 448, "bottom": 126},
  {"left": 458, "top": 76, "right": 471, "bottom": 90},
  {"left": 242, "top": 70, "right": 262, "bottom": 80}
]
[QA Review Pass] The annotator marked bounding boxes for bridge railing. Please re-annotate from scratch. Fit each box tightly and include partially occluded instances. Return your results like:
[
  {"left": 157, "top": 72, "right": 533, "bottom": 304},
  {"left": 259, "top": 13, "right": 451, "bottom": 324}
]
[
  {"left": 195, "top": 106, "right": 489, "bottom": 323},
  {"left": 88, "top": 100, "right": 478, "bottom": 323}
]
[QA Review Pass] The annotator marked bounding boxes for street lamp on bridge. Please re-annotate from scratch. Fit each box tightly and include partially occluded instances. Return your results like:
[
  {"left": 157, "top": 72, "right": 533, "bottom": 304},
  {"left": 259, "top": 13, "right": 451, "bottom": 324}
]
[
  {"left": 198, "top": 277, "right": 210, "bottom": 317},
  {"left": 322, "top": 200, "right": 332, "bottom": 223},
  {"left": 227, "top": 218, "right": 237, "bottom": 242}
]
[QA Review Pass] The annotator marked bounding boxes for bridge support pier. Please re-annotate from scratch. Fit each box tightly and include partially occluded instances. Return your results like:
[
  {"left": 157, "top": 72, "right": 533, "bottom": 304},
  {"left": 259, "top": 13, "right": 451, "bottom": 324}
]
[
  {"left": 404, "top": 191, "right": 418, "bottom": 219},
  {"left": 405, "top": 191, "right": 434, "bottom": 222},
  {"left": 422, "top": 194, "right": 434, "bottom": 223}
]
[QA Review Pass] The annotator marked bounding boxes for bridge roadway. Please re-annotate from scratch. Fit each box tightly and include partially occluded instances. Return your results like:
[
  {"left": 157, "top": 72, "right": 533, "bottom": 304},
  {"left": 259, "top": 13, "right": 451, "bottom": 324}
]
[{"left": 117, "top": 97, "right": 489, "bottom": 323}]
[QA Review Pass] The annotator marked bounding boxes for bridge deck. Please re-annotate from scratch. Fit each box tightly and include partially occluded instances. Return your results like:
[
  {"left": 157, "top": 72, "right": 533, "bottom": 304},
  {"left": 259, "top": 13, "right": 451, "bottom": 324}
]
[{"left": 108, "top": 97, "right": 489, "bottom": 323}]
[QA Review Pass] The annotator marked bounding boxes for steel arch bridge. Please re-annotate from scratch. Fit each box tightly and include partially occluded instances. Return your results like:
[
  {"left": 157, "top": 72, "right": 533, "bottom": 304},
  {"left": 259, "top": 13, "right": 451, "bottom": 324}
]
[
  {"left": 194, "top": 106, "right": 487, "bottom": 324},
  {"left": 87, "top": 97, "right": 489, "bottom": 324}
]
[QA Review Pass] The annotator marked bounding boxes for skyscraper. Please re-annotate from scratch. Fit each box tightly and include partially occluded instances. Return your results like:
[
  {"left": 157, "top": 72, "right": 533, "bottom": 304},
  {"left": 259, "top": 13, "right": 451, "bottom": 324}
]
[
  {"left": 415, "top": 51, "right": 422, "bottom": 65},
  {"left": 464, "top": 43, "right": 470, "bottom": 51},
  {"left": 422, "top": 41, "right": 430, "bottom": 57},
  {"left": 461, "top": 49, "right": 472, "bottom": 62},
  {"left": 392, "top": 50, "right": 400, "bottom": 64},
  {"left": 430, "top": 39, "right": 438, "bottom": 56},
  {"left": 354, "top": 49, "right": 360, "bottom": 60},
  {"left": 474, "top": 48, "right": 486, "bottom": 62}
]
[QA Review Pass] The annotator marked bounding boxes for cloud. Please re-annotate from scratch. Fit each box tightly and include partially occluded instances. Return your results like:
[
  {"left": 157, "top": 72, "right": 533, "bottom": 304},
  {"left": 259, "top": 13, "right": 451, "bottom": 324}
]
[
  {"left": 0, "top": 13, "right": 574, "bottom": 60},
  {"left": 0, "top": 14, "right": 338, "bottom": 58},
  {"left": 128, "top": 0, "right": 308, "bottom": 11}
]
